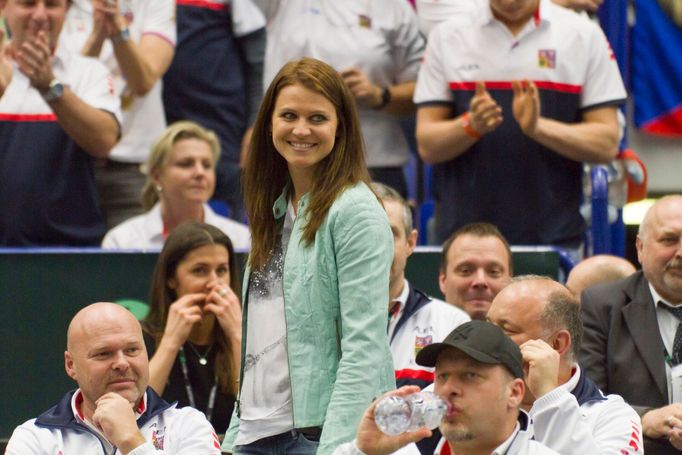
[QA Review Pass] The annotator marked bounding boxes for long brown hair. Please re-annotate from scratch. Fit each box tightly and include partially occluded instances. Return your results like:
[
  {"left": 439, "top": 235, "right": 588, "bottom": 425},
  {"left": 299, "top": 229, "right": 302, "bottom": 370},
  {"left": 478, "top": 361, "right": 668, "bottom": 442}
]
[
  {"left": 244, "top": 57, "right": 371, "bottom": 270},
  {"left": 144, "top": 220, "right": 241, "bottom": 395}
]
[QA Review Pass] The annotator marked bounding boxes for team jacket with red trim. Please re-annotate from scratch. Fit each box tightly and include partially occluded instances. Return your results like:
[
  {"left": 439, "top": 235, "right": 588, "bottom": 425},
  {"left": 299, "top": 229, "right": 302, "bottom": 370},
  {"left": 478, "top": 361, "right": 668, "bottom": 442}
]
[
  {"left": 390, "top": 281, "right": 470, "bottom": 389},
  {"left": 528, "top": 366, "right": 643, "bottom": 454},
  {"left": 332, "top": 412, "right": 558, "bottom": 455},
  {"left": 434, "top": 411, "right": 559, "bottom": 455},
  {"left": 5, "top": 388, "right": 221, "bottom": 455}
]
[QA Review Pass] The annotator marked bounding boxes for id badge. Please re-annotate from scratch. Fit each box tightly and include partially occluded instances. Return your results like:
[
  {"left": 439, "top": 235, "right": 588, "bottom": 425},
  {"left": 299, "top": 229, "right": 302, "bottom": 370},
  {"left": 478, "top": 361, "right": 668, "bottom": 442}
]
[{"left": 671, "top": 363, "right": 682, "bottom": 403}]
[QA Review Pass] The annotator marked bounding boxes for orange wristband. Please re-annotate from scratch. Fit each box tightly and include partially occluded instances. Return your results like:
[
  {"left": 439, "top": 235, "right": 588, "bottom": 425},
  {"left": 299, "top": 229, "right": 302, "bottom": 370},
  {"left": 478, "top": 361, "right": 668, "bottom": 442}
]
[{"left": 462, "top": 112, "right": 482, "bottom": 139}]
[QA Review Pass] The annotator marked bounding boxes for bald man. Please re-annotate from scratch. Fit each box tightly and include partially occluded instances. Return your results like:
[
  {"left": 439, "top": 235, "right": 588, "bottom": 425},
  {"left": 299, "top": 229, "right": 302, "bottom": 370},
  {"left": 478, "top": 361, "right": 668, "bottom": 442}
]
[
  {"left": 6, "top": 302, "right": 221, "bottom": 454},
  {"left": 580, "top": 195, "right": 682, "bottom": 454},
  {"left": 487, "top": 276, "right": 642, "bottom": 454},
  {"left": 566, "top": 255, "right": 636, "bottom": 298}
]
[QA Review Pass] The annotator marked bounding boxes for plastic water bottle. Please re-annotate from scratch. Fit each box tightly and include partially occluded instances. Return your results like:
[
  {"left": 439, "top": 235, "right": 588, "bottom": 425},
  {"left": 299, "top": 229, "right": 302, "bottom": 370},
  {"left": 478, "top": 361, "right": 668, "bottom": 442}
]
[{"left": 374, "top": 391, "right": 450, "bottom": 435}]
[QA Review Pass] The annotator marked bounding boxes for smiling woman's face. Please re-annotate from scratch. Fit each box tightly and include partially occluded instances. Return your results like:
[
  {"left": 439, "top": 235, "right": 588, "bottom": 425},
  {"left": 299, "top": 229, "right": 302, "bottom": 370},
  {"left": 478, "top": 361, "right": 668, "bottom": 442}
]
[{"left": 270, "top": 83, "right": 339, "bottom": 185}]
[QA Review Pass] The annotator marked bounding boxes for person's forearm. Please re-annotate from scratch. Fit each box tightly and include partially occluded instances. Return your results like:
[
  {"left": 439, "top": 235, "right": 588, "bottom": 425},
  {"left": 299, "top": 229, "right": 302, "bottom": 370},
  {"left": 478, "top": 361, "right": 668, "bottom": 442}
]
[
  {"left": 416, "top": 114, "right": 478, "bottom": 164},
  {"left": 382, "top": 81, "right": 417, "bottom": 116},
  {"left": 82, "top": 30, "right": 107, "bottom": 58},
  {"left": 237, "top": 28, "right": 265, "bottom": 126},
  {"left": 112, "top": 38, "right": 165, "bottom": 96},
  {"left": 48, "top": 89, "right": 119, "bottom": 158},
  {"left": 148, "top": 337, "right": 182, "bottom": 396},
  {"left": 227, "top": 334, "right": 241, "bottom": 396},
  {"left": 529, "top": 116, "right": 619, "bottom": 163},
  {"left": 117, "top": 433, "right": 147, "bottom": 455}
]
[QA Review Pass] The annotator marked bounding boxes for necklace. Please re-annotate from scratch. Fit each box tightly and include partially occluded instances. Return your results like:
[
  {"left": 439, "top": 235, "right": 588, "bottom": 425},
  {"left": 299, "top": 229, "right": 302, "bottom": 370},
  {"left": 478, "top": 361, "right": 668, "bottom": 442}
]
[{"left": 185, "top": 342, "right": 214, "bottom": 366}]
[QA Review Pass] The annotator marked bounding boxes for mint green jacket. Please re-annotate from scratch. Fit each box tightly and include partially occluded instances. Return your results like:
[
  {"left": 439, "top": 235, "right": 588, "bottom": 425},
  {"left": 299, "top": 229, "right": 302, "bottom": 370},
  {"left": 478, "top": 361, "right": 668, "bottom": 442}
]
[{"left": 222, "top": 183, "right": 396, "bottom": 454}]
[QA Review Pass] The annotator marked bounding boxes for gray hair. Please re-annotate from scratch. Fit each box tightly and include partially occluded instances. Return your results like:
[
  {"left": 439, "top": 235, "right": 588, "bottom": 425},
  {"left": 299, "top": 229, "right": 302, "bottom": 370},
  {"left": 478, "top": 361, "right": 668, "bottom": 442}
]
[
  {"left": 511, "top": 275, "right": 582, "bottom": 361},
  {"left": 370, "top": 182, "right": 413, "bottom": 237}
]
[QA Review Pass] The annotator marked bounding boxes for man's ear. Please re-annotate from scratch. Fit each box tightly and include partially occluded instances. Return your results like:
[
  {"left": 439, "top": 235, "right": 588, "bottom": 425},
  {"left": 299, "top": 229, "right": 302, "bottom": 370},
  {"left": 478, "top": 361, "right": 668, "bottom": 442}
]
[
  {"left": 406, "top": 229, "right": 418, "bottom": 256},
  {"left": 508, "top": 377, "right": 525, "bottom": 409},
  {"left": 636, "top": 235, "right": 643, "bottom": 265},
  {"left": 551, "top": 329, "right": 572, "bottom": 357},
  {"left": 438, "top": 270, "right": 447, "bottom": 296},
  {"left": 64, "top": 351, "right": 77, "bottom": 381}
]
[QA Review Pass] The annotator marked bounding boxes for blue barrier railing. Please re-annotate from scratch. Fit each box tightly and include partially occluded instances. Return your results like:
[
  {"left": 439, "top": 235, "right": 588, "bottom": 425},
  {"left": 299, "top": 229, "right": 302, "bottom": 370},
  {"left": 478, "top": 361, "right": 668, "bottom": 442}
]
[{"left": 590, "top": 166, "right": 611, "bottom": 255}]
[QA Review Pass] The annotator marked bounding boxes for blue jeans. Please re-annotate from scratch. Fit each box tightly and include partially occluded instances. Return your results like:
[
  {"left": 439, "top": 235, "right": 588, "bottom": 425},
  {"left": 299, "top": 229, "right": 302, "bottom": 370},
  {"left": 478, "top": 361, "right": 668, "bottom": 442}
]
[{"left": 233, "top": 429, "right": 320, "bottom": 455}]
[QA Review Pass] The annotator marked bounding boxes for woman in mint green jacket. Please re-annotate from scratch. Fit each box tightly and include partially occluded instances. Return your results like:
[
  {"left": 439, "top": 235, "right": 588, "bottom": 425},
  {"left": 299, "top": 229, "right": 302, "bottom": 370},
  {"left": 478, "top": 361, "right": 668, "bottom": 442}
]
[{"left": 221, "top": 57, "right": 396, "bottom": 455}]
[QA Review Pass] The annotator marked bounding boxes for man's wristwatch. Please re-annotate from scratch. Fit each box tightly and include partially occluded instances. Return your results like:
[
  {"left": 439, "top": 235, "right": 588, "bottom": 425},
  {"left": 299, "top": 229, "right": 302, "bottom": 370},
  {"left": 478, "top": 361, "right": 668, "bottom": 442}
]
[
  {"left": 373, "top": 86, "right": 391, "bottom": 110},
  {"left": 111, "top": 27, "right": 130, "bottom": 45},
  {"left": 41, "top": 79, "right": 65, "bottom": 103}
]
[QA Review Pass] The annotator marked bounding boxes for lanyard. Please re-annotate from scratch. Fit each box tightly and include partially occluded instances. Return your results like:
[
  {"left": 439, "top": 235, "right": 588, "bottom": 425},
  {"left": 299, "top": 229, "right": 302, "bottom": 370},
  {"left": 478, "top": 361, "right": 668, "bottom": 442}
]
[{"left": 179, "top": 346, "right": 218, "bottom": 422}]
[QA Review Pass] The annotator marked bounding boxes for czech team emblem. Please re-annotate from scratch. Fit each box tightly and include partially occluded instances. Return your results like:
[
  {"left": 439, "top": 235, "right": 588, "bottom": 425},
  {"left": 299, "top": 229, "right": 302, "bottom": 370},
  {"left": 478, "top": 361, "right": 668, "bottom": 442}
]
[
  {"left": 414, "top": 335, "right": 433, "bottom": 356},
  {"left": 538, "top": 49, "right": 556, "bottom": 69}
]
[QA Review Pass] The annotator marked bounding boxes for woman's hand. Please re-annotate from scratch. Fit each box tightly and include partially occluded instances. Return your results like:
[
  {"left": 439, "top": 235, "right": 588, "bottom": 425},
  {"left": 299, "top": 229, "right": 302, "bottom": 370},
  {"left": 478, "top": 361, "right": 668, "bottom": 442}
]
[
  {"left": 161, "top": 293, "right": 206, "bottom": 349},
  {"left": 204, "top": 285, "right": 242, "bottom": 343}
]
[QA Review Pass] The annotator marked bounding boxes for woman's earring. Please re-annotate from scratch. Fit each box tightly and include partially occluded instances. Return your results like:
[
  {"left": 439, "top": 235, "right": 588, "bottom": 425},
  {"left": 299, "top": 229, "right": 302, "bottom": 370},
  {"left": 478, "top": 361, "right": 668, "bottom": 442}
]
[{"left": 156, "top": 185, "right": 163, "bottom": 193}]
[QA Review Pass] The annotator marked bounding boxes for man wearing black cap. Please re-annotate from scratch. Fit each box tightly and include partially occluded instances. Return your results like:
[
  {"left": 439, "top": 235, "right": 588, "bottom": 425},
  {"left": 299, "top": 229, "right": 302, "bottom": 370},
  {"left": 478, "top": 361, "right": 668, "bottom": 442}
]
[{"left": 333, "top": 321, "right": 558, "bottom": 455}]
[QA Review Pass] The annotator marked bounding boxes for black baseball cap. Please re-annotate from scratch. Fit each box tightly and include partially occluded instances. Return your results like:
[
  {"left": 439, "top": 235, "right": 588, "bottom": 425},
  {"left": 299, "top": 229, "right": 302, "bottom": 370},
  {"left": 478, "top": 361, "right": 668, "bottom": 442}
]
[{"left": 415, "top": 320, "right": 524, "bottom": 379}]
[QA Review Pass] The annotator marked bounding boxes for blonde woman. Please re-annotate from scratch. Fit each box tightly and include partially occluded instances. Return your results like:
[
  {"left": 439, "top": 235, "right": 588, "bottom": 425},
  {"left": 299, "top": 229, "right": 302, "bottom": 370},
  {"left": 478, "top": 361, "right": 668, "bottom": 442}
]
[{"left": 102, "top": 121, "right": 250, "bottom": 249}]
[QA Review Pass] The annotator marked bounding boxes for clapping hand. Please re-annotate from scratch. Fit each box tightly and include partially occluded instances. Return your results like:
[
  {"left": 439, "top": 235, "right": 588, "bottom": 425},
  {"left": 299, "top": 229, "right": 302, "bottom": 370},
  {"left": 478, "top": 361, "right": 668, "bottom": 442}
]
[
  {"left": 92, "top": 0, "right": 127, "bottom": 40},
  {"left": 14, "top": 30, "right": 54, "bottom": 93},
  {"left": 512, "top": 79, "right": 540, "bottom": 136},
  {"left": 467, "top": 81, "right": 503, "bottom": 135},
  {"left": 1, "top": 28, "right": 13, "bottom": 98}
]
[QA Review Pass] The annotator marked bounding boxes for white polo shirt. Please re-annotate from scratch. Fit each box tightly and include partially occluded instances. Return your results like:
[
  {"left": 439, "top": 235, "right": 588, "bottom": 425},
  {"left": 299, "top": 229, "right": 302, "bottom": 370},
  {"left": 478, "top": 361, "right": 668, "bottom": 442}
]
[
  {"left": 60, "top": 0, "right": 176, "bottom": 163},
  {"left": 415, "top": 0, "right": 626, "bottom": 109},
  {"left": 101, "top": 202, "right": 251, "bottom": 250},
  {"left": 413, "top": 0, "right": 627, "bottom": 246},
  {"left": 256, "top": 0, "right": 424, "bottom": 168}
]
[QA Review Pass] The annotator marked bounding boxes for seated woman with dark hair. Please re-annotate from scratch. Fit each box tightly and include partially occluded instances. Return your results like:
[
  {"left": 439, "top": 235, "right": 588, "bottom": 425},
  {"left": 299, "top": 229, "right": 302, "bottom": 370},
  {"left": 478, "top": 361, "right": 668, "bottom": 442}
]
[
  {"left": 143, "top": 220, "right": 242, "bottom": 434},
  {"left": 101, "top": 121, "right": 250, "bottom": 250}
]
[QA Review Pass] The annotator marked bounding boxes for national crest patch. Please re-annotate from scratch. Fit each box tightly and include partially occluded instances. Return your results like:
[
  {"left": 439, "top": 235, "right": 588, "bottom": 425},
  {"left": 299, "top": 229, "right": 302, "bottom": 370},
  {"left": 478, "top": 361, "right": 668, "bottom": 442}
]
[
  {"left": 414, "top": 335, "right": 433, "bottom": 356},
  {"left": 151, "top": 427, "right": 166, "bottom": 450},
  {"left": 359, "top": 14, "right": 371, "bottom": 28},
  {"left": 538, "top": 49, "right": 556, "bottom": 69}
]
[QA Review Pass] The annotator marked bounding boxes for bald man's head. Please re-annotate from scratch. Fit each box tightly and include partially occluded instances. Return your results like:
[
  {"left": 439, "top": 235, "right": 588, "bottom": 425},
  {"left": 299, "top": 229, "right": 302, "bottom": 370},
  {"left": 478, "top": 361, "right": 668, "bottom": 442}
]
[
  {"left": 488, "top": 276, "right": 581, "bottom": 360},
  {"left": 636, "top": 195, "right": 682, "bottom": 303},
  {"left": 566, "top": 255, "right": 636, "bottom": 298},
  {"left": 67, "top": 302, "right": 142, "bottom": 351},
  {"left": 64, "top": 302, "right": 149, "bottom": 421}
]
